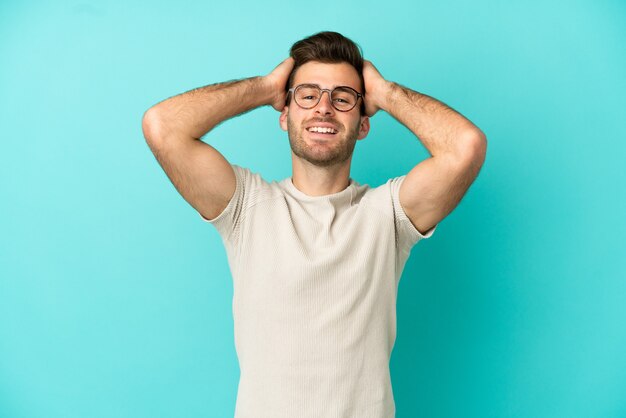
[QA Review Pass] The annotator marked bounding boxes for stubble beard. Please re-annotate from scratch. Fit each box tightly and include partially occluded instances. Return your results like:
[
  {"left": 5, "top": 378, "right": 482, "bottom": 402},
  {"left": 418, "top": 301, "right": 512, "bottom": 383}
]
[{"left": 287, "top": 116, "right": 360, "bottom": 168}]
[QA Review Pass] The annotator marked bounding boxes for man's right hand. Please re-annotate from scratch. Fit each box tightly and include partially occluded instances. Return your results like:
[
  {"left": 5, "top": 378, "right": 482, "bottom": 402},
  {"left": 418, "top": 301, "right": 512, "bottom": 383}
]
[{"left": 264, "top": 57, "right": 295, "bottom": 111}]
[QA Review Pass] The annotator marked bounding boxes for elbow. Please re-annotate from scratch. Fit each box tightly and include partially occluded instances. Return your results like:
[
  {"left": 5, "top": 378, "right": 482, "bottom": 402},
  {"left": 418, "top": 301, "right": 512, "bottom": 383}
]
[
  {"left": 142, "top": 107, "right": 165, "bottom": 145},
  {"left": 469, "top": 129, "right": 487, "bottom": 158},
  {"left": 457, "top": 129, "right": 487, "bottom": 167}
]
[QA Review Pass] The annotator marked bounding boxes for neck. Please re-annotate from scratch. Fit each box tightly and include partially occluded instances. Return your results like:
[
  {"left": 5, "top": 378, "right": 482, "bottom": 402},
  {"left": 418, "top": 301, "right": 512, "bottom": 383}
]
[{"left": 290, "top": 154, "right": 352, "bottom": 196}]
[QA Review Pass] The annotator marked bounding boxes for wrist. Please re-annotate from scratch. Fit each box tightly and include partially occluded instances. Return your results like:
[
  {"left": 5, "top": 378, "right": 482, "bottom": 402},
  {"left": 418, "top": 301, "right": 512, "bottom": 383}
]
[
  {"left": 373, "top": 80, "right": 395, "bottom": 112},
  {"left": 261, "top": 73, "right": 289, "bottom": 111},
  {"left": 245, "top": 76, "right": 275, "bottom": 108}
]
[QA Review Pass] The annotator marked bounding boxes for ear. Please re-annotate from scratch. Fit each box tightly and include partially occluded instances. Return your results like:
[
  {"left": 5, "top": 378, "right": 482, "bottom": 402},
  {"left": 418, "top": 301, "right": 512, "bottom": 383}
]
[
  {"left": 279, "top": 106, "right": 289, "bottom": 131},
  {"left": 357, "top": 115, "right": 370, "bottom": 140}
]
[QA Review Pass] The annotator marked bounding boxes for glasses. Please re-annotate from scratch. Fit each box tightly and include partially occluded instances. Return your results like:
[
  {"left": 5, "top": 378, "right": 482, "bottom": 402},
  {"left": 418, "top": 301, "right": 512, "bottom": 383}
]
[{"left": 287, "top": 84, "right": 362, "bottom": 112}]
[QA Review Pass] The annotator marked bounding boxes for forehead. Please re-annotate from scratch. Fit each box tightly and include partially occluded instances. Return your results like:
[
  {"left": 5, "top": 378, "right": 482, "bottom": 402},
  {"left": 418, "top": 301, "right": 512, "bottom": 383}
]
[{"left": 293, "top": 61, "right": 361, "bottom": 91}]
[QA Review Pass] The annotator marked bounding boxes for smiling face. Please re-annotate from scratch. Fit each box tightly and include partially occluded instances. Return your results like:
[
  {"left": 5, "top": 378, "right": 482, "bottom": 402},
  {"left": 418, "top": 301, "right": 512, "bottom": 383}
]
[{"left": 279, "top": 61, "right": 370, "bottom": 168}]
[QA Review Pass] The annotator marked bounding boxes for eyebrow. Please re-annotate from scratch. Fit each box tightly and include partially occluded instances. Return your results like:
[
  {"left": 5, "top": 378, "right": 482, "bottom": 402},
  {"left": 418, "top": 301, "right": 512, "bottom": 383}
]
[{"left": 297, "top": 83, "right": 361, "bottom": 92}]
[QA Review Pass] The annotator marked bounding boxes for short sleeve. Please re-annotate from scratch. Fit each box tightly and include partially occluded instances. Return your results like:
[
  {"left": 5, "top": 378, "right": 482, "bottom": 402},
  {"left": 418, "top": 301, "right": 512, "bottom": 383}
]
[
  {"left": 198, "top": 164, "right": 252, "bottom": 244},
  {"left": 388, "top": 175, "right": 437, "bottom": 252}
]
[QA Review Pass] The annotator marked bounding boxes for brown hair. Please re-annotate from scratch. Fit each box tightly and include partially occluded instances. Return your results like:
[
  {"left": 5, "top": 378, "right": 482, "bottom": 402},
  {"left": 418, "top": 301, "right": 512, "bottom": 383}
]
[{"left": 286, "top": 31, "right": 365, "bottom": 113}]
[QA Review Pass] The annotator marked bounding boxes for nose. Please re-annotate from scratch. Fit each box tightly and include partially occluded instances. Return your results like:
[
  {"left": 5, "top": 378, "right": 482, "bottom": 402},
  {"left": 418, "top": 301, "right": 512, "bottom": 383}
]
[{"left": 315, "top": 90, "right": 335, "bottom": 115}]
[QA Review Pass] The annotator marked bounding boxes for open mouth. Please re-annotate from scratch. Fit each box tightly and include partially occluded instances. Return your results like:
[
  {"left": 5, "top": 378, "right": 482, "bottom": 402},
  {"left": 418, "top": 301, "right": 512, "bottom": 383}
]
[{"left": 306, "top": 126, "right": 338, "bottom": 136}]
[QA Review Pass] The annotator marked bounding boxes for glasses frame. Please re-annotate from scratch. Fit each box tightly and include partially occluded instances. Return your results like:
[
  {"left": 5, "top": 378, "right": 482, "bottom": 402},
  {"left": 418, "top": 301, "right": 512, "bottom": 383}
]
[{"left": 287, "top": 83, "right": 363, "bottom": 112}]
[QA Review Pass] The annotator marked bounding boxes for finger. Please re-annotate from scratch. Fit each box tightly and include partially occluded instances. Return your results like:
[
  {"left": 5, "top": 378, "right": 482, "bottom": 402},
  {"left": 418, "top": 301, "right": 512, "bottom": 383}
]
[{"left": 279, "top": 57, "right": 295, "bottom": 71}]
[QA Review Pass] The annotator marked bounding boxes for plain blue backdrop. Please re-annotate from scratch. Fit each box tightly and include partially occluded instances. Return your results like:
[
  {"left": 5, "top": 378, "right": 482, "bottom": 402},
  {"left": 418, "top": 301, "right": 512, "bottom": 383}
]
[{"left": 1, "top": 0, "right": 625, "bottom": 417}]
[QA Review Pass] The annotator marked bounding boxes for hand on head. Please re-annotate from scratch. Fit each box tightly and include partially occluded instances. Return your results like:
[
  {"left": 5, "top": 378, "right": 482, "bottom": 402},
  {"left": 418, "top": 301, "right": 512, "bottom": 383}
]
[
  {"left": 265, "top": 57, "right": 295, "bottom": 111},
  {"left": 362, "top": 60, "right": 387, "bottom": 117}
]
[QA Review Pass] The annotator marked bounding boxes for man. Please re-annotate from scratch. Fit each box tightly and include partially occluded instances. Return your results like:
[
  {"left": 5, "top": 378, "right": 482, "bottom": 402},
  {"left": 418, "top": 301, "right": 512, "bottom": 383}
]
[{"left": 142, "top": 31, "right": 486, "bottom": 418}]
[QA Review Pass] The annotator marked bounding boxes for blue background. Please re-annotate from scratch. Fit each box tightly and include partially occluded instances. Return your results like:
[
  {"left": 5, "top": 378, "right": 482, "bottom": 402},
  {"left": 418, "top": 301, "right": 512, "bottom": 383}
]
[{"left": 1, "top": 0, "right": 625, "bottom": 417}]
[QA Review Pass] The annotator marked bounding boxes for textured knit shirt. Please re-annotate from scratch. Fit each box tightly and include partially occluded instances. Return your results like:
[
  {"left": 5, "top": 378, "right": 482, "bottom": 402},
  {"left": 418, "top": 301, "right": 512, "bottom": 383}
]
[{"left": 200, "top": 164, "right": 436, "bottom": 418}]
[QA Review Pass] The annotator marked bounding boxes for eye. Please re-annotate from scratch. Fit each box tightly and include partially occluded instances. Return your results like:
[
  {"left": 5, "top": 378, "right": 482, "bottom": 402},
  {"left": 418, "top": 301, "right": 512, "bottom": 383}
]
[{"left": 296, "top": 86, "right": 320, "bottom": 102}]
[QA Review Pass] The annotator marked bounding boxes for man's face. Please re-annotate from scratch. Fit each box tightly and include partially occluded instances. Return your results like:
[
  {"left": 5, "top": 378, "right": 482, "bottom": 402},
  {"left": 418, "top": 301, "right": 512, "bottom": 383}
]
[{"left": 279, "top": 61, "right": 370, "bottom": 167}]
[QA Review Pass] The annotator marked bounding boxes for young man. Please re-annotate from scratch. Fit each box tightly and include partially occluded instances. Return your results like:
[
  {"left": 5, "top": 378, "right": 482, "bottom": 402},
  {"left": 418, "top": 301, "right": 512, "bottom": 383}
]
[{"left": 142, "top": 31, "right": 486, "bottom": 418}]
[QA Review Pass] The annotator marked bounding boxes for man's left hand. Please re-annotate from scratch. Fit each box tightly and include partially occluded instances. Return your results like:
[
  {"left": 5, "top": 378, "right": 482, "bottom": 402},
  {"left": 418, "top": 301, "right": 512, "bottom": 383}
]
[{"left": 363, "top": 60, "right": 390, "bottom": 117}]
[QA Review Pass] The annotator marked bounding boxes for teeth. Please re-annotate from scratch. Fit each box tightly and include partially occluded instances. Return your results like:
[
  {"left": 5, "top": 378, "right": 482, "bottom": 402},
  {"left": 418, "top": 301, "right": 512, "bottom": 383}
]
[{"left": 308, "top": 126, "right": 337, "bottom": 134}]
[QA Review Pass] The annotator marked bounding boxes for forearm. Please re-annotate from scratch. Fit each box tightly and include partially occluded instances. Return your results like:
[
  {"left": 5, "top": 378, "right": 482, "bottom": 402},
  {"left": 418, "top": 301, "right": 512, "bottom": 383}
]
[
  {"left": 145, "top": 76, "right": 275, "bottom": 141},
  {"left": 378, "top": 81, "right": 486, "bottom": 158}
]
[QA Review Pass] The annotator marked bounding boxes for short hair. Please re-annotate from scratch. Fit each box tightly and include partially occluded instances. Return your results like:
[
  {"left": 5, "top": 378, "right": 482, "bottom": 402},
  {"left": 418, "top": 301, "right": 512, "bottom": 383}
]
[{"left": 286, "top": 31, "right": 365, "bottom": 114}]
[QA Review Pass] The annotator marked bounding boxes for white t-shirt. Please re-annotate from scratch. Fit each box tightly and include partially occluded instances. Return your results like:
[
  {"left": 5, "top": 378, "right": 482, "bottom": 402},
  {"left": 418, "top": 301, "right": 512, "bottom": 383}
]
[{"left": 200, "top": 165, "right": 436, "bottom": 418}]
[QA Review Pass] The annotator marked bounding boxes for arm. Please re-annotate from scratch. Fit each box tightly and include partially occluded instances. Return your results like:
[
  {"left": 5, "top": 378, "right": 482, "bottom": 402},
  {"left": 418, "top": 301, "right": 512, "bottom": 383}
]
[
  {"left": 141, "top": 58, "right": 295, "bottom": 220},
  {"left": 363, "top": 60, "right": 487, "bottom": 234}
]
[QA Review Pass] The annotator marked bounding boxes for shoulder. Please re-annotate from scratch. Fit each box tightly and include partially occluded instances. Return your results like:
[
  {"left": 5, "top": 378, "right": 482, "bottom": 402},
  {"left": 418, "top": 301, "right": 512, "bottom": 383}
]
[
  {"left": 359, "top": 176, "right": 402, "bottom": 214},
  {"left": 231, "top": 165, "right": 286, "bottom": 205},
  {"left": 363, "top": 175, "right": 437, "bottom": 241}
]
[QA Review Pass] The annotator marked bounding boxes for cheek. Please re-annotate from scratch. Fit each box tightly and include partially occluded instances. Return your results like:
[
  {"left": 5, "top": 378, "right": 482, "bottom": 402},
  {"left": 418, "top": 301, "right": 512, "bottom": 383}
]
[
  {"left": 286, "top": 113, "right": 301, "bottom": 133},
  {"left": 287, "top": 110, "right": 306, "bottom": 128},
  {"left": 345, "top": 116, "right": 361, "bottom": 133}
]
